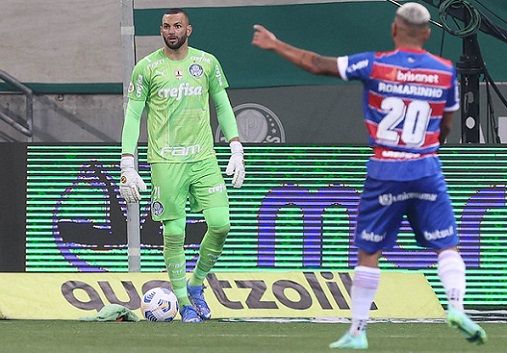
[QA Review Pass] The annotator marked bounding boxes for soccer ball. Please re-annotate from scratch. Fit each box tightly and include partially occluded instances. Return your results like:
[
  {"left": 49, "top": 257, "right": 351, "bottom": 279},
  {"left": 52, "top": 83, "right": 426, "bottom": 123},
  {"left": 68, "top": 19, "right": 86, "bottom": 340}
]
[{"left": 140, "top": 287, "right": 179, "bottom": 322}]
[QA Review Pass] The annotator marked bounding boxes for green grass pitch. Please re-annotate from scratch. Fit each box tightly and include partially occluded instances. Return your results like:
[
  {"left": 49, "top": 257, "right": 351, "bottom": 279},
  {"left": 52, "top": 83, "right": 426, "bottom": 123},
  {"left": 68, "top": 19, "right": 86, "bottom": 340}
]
[{"left": 0, "top": 320, "right": 503, "bottom": 353}]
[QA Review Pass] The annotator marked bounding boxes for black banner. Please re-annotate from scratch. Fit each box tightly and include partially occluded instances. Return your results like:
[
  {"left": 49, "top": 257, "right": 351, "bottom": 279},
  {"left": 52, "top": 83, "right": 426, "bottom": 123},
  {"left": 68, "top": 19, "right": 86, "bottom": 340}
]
[{"left": 0, "top": 143, "right": 26, "bottom": 271}]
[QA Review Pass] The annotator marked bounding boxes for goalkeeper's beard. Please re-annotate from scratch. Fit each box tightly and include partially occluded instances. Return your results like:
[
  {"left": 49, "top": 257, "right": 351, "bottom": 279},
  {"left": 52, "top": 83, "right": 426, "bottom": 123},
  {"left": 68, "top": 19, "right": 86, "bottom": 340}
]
[{"left": 164, "top": 34, "right": 188, "bottom": 50}]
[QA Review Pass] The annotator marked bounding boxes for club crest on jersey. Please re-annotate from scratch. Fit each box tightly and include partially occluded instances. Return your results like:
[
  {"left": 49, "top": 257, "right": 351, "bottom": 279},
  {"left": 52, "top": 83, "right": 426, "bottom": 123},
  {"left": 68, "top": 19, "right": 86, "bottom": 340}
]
[
  {"left": 189, "top": 64, "right": 203, "bottom": 78},
  {"left": 151, "top": 201, "right": 165, "bottom": 217},
  {"left": 174, "top": 69, "right": 183, "bottom": 80}
]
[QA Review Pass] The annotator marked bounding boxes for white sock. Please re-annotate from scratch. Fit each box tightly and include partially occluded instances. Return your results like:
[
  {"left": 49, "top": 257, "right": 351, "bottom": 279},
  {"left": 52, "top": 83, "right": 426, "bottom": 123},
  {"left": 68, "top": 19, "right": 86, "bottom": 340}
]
[
  {"left": 349, "top": 265, "right": 381, "bottom": 336},
  {"left": 438, "top": 249, "right": 466, "bottom": 311}
]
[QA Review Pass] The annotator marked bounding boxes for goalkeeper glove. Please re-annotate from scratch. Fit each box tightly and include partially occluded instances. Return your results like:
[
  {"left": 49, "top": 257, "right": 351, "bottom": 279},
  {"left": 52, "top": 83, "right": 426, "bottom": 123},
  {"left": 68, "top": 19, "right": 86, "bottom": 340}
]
[
  {"left": 226, "top": 140, "right": 245, "bottom": 188},
  {"left": 120, "top": 155, "right": 147, "bottom": 203}
]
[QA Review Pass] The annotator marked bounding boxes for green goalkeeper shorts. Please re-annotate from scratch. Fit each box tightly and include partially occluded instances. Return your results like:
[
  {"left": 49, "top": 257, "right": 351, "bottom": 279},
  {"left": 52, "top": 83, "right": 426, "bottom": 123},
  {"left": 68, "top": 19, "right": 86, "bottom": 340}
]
[{"left": 150, "top": 157, "right": 229, "bottom": 221}]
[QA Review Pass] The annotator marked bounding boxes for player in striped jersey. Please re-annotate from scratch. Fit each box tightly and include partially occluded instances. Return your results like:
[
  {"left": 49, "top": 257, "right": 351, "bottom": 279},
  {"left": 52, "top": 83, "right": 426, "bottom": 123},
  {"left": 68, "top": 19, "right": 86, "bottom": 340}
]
[{"left": 252, "top": 2, "right": 486, "bottom": 349}]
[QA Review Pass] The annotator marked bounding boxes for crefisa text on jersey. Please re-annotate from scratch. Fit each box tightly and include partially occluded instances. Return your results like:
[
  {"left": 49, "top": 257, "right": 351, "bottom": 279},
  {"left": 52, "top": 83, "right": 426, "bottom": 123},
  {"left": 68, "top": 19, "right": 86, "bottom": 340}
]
[{"left": 158, "top": 83, "right": 203, "bottom": 100}]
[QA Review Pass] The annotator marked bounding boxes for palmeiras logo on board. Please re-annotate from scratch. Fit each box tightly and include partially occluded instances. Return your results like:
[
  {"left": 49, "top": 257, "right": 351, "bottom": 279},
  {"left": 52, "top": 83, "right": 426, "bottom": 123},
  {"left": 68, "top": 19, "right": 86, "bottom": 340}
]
[{"left": 215, "top": 103, "right": 285, "bottom": 143}]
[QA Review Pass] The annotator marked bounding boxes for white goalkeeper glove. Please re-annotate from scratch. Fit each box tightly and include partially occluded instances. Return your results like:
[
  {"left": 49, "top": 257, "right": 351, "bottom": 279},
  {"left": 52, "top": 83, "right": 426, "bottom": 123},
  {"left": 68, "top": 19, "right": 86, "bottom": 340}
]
[
  {"left": 225, "top": 140, "right": 245, "bottom": 188},
  {"left": 120, "top": 155, "right": 147, "bottom": 203}
]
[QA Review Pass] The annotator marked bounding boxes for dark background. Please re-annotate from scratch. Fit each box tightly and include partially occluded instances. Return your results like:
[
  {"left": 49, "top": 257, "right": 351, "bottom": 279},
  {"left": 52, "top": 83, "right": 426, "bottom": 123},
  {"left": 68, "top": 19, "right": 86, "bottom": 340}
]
[{"left": 0, "top": 143, "right": 26, "bottom": 271}]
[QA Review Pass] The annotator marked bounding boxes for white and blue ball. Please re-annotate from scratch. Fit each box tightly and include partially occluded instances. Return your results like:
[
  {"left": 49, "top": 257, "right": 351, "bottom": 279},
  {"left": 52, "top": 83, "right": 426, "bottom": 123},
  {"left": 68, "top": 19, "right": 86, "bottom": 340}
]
[{"left": 141, "top": 287, "right": 179, "bottom": 322}]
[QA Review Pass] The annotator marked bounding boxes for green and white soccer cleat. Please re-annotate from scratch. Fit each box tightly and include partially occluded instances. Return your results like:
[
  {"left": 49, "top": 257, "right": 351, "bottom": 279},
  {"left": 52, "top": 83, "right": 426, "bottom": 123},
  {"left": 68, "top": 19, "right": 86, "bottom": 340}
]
[
  {"left": 329, "top": 331, "right": 368, "bottom": 350},
  {"left": 447, "top": 306, "right": 487, "bottom": 345}
]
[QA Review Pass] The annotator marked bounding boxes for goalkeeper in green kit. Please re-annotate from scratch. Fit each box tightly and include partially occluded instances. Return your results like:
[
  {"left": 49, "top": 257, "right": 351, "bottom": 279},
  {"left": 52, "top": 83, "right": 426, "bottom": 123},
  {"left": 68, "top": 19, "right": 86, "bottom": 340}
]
[{"left": 119, "top": 8, "right": 245, "bottom": 322}]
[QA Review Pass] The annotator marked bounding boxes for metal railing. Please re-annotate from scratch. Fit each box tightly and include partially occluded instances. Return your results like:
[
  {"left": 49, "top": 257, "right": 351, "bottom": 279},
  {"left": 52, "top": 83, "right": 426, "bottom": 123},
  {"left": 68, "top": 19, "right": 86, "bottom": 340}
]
[{"left": 0, "top": 70, "right": 33, "bottom": 141}]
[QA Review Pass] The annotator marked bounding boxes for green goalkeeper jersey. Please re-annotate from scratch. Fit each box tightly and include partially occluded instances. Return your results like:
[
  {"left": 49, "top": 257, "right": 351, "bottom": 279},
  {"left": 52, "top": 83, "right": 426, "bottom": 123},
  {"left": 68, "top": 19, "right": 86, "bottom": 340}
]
[{"left": 127, "top": 47, "right": 229, "bottom": 163}]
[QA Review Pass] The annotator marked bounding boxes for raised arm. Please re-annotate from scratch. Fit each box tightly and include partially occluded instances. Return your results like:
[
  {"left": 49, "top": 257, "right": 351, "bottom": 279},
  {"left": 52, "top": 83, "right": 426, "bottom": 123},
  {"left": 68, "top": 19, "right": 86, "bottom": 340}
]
[{"left": 251, "top": 24, "right": 341, "bottom": 77}]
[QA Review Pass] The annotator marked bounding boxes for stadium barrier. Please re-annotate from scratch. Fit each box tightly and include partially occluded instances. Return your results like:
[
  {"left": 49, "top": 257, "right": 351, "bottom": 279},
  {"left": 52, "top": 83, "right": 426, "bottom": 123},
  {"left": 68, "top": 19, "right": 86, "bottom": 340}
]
[{"left": 0, "top": 271, "right": 443, "bottom": 320}]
